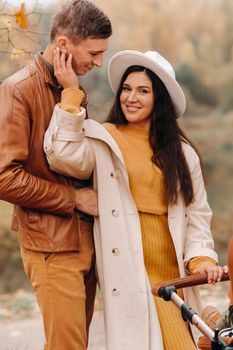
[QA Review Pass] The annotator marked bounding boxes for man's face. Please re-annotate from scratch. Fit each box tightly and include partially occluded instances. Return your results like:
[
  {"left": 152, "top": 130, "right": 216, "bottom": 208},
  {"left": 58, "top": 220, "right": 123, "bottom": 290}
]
[{"left": 68, "top": 37, "right": 109, "bottom": 75}]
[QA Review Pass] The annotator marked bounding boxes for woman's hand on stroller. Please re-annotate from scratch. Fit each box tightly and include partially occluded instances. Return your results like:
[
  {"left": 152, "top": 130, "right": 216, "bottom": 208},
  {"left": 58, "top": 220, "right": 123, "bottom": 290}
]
[{"left": 192, "top": 264, "right": 229, "bottom": 284}]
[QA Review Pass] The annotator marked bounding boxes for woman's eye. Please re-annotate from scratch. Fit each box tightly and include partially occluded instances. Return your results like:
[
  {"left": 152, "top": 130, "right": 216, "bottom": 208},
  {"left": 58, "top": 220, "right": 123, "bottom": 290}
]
[
  {"left": 140, "top": 89, "right": 148, "bottom": 94},
  {"left": 122, "top": 86, "right": 130, "bottom": 92}
]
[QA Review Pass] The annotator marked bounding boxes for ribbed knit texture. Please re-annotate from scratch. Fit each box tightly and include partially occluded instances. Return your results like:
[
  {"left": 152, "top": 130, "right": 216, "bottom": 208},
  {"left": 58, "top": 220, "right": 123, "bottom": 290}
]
[
  {"left": 140, "top": 213, "right": 196, "bottom": 350},
  {"left": 187, "top": 256, "right": 218, "bottom": 274},
  {"left": 105, "top": 123, "right": 196, "bottom": 349},
  {"left": 104, "top": 123, "right": 168, "bottom": 214},
  {"left": 60, "top": 88, "right": 84, "bottom": 114}
]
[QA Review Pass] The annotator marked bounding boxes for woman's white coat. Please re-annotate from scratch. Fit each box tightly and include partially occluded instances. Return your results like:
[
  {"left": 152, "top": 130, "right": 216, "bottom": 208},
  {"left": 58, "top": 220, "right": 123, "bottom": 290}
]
[{"left": 44, "top": 106, "right": 218, "bottom": 349}]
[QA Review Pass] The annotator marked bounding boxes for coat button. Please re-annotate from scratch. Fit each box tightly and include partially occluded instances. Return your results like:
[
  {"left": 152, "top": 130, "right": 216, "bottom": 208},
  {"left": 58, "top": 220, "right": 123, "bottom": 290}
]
[
  {"left": 112, "top": 209, "right": 119, "bottom": 217},
  {"left": 112, "top": 247, "right": 120, "bottom": 255},
  {"left": 110, "top": 171, "right": 117, "bottom": 178},
  {"left": 129, "top": 211, "right": 135, "bottom": 215},
  {"left": 112, "top": 288, "right": 120, "bottom": 296}
]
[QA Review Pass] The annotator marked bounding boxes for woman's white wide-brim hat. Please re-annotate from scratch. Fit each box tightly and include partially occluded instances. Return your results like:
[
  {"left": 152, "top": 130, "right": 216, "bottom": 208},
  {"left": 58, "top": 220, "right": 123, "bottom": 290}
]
[{"left": 108, "top": 50, "right": 186, "bottom": 118}]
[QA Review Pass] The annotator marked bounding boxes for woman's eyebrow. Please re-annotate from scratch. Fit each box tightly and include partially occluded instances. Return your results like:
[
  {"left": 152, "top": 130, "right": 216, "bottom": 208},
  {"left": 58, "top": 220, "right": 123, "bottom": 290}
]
[{"left": 123, "top": 83, "right": 151, "bottom": 89}]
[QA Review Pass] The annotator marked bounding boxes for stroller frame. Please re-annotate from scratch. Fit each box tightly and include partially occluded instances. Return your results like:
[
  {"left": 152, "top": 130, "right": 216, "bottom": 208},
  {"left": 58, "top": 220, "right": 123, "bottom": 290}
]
[{"left": 152, "top": 272, "right": 233, "bottom": 349}]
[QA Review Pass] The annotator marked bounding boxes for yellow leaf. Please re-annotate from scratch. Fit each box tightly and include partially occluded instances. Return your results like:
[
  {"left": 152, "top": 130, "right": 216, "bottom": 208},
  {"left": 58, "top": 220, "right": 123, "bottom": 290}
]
[{"left": 15, "top": 3, "right": 28, "bottom": 29}]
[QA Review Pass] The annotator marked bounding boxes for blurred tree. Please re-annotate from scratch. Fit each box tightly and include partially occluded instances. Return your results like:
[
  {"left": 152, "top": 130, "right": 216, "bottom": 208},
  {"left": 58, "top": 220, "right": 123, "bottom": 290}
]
[
  {"left": 1, "top": 0, "right": 233, "bottom": 110},
  {"left": 0, "top": 226, "right": 21, "bottom": 275},
  {"left": 0, "top": 1, "right": 54, "bottom": 79},
  {"left": 176, "top": 63, "right": 217, "bottom": 106},
  {"left": 0, "top": 225, "right": 29, "bottom": 293},
  {"left": 222, "top": 0, "right": 233, "bottom": 64},
  {"left": 15, "top": 3, "right": 28, "bottom": 29}
]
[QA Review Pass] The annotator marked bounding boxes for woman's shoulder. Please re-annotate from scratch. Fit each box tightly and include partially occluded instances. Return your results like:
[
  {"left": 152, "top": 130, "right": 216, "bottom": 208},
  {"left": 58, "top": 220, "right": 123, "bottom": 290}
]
[
  {"left": 103, "top": 122, "right": 121, "bottom": 138},
  {"left": 181, "top": 140, "right": 200, "bottom": 166},
  {"left": 103, "top": 122, "right": 117, "bottom": 132}
]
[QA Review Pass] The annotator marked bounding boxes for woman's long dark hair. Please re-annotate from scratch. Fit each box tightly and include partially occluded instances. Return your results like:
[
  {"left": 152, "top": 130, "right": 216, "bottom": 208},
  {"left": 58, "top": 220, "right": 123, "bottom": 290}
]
[{"left": 106, "top": 65, "right": 202, "bottom": 206}]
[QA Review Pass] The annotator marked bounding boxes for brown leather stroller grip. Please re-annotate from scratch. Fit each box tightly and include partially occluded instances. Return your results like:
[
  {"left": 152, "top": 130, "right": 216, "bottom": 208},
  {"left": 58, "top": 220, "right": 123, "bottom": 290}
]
[{"left": 152, "top": 272, "right": 230, "bottom": 296}]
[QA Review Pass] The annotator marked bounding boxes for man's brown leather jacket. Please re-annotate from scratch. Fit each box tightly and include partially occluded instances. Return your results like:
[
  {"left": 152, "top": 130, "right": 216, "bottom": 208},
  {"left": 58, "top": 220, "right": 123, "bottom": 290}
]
[{"left": 0, "top": 53, "right": 88, "bottom": 252}]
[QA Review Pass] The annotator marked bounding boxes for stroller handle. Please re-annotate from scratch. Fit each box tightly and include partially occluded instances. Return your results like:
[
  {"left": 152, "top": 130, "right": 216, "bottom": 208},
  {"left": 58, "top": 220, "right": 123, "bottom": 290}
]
[{"left": 152, "top": 272, "right": 230, "bottom": 296}]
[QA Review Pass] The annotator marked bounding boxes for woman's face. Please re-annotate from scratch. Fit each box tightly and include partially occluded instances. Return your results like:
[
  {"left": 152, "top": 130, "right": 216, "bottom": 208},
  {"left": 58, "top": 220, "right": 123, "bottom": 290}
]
[{"left": 120, "top": 71, "right": 154, "bottom": 129}]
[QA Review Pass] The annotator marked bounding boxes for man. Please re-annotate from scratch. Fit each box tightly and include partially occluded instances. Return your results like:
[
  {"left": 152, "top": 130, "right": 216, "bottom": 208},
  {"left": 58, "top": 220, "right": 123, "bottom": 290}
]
[{"left": 0, "top": 1, "right": 112, "bottom": 349}]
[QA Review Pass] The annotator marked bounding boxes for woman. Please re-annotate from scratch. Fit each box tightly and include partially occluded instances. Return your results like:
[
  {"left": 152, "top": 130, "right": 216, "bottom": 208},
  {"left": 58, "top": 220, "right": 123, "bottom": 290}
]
[{"left": 44, "top": 49, "right": 225, "bottom": 349}]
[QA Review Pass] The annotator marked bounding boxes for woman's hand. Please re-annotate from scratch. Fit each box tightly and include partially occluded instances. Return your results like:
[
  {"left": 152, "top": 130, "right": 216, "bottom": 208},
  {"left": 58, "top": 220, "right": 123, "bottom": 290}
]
[
  {"left": 192, "top": 264, "right": 229, "bottom": 284},
  {"left": 53, "top": 47, "right": 80, "bottom": 89}
]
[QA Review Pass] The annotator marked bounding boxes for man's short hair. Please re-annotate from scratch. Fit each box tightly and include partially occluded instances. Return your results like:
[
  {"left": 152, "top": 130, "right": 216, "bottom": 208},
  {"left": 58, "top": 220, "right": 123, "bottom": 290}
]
[{"left": 50, "top": 0, "right": 112, "bottom": 43}]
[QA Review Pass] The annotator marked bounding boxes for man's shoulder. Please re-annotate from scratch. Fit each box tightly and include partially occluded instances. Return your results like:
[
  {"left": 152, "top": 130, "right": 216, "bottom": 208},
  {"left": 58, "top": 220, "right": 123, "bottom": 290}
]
[
  {"left": 0, "top": 58, "right": 46, "bottom": 104},
  {"left": 2, "top": 61, "right": 37, "bottom": 90}
]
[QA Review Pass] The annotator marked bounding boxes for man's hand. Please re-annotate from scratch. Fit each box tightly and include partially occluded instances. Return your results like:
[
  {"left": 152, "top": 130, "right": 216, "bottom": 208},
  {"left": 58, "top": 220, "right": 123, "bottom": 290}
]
[
  {"left": 75, "top": 188, "right": 98, "bottom": 217},
  {"left": 53, "top": 47, "right": 80, "bottom": 89}
]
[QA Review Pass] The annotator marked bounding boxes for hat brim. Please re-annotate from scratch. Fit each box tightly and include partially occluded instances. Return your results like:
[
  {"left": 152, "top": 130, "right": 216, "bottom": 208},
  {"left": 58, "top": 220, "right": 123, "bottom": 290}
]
[{"left": 108, "top": 50, "right": 186, "bottom": 118}]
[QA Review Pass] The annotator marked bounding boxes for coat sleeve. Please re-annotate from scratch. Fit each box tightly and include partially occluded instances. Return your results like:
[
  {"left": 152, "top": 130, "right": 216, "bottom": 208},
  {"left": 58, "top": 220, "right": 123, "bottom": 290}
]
[
  {"left": 44, "top": 104, "right": 96, "bottom": 180},
  {"left": 0, "top": 81, "right": 75, "bottom": 216},
  {"left": 183, "top": 146, "right": 218, "bottom": 263}
]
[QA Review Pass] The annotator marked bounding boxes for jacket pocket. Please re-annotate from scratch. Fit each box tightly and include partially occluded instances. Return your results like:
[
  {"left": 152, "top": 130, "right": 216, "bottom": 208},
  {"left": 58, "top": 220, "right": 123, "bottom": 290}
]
[{"left": 15, "top": 206, "right": 81, "bottom": 252}]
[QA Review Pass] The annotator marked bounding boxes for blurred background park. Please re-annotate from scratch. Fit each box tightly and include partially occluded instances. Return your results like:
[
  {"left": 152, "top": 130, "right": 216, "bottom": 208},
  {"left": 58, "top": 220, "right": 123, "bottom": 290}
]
[{"left": 0, "top": 0, "right": 232, "bottom": 346}]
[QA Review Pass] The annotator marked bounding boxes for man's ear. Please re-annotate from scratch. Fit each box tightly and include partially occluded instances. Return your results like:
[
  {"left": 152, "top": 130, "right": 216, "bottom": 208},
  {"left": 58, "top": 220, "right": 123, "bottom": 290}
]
[{"left": 56, "top": 36, "right": 70, "bottom": 54}]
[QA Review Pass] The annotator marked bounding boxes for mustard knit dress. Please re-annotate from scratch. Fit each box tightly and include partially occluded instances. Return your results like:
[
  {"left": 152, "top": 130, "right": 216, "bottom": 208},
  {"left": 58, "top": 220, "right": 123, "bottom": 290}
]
[{"left": 104, "top": 123, "right": 197, "bottom": 350}]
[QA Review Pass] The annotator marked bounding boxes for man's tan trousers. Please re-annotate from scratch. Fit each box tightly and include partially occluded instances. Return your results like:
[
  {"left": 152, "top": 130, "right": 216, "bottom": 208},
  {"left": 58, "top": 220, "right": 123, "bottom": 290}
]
[{"left": 21, "top": 219, "right": 96, "bottom": 350}]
